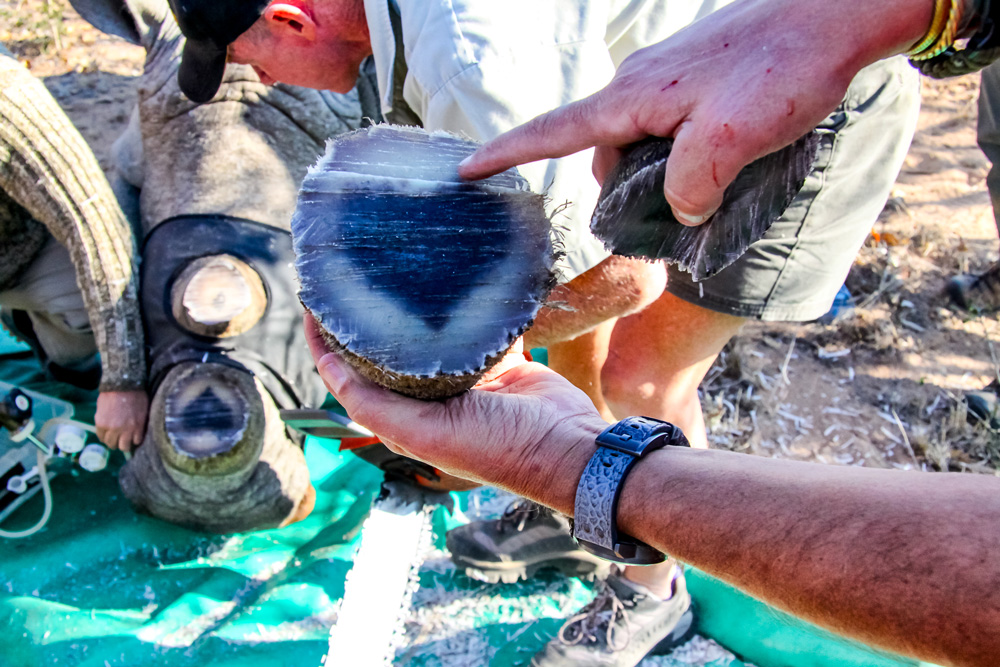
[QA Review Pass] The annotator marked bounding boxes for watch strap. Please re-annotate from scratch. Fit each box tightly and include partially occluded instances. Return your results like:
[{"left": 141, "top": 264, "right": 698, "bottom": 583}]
[
  {"left": 572, "top": 416, "right": 688, "bottom": 565},
  {"left": 573, "top": 446, "right": 664, "bottom": 563}
]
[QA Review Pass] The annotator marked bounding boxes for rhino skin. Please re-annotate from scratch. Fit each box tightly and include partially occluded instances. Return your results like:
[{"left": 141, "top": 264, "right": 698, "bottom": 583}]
[{"left": 71, "top": 0, "right": 364, "bottom": 532}]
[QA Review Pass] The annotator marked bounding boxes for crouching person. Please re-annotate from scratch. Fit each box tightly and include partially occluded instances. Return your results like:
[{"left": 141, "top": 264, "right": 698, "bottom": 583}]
[{"left": 0, "top": 46, "right": 147, "bottom": 452}]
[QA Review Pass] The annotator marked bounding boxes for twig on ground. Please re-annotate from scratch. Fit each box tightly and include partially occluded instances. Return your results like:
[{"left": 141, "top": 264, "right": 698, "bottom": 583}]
[
  {"left": 823, "top": 407, "right": 862, "bottom": 417},
  {"left": 880, "top": 425, "right": 903, "bottom": 446},
  {"left": 780, "top": 336, "right": 796, "bottom": 385},
  {"left": 755, "top": 371, "right": 773, "bottom": 390},
  {"left": 857, "top": 260, "right": 904, "bottom": 310},
  {"left": 891, "top": 408, "right": 919, "bottom": 464}
]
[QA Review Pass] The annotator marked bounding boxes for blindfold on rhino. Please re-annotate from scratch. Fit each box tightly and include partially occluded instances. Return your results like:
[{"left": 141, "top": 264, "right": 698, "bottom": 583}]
[
  {"left": 122, "top": 217, "right": 324, "bottom": 533},
  {"left": 63, "top": 0, "right": 362, "bottom": 534}
]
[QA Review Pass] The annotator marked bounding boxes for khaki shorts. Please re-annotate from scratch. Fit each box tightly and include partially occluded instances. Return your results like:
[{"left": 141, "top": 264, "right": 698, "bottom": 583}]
[{"left": 666, "top": 57, "right": 921, "bottom": 321}]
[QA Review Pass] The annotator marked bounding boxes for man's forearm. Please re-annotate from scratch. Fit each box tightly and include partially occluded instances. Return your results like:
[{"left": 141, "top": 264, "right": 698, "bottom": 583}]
[
  {"left": 616, "top": 447, "right": 1000, "bottom": 667},
  {"left": 459, "top": 0, "right": 938, "bottom": 216}
]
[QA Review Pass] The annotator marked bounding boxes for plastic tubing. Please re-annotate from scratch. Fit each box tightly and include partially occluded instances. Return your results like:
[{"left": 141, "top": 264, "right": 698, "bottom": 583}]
[{"left": 0, "top": 448, "right": 53, "bottom": 539}]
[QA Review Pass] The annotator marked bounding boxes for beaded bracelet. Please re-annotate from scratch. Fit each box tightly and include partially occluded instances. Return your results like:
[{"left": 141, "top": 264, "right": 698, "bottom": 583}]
[
  {"left": 907, "top": 0, "right": 954, "bottom": 58},
  {"left": 909, "top": 0, "right": 1000, "bottom": 78}
]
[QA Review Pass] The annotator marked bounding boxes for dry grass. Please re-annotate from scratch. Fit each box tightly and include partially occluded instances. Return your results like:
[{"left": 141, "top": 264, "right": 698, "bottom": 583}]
[{"left": 701, "top": 221, "right": 1000, "bottom": 477}]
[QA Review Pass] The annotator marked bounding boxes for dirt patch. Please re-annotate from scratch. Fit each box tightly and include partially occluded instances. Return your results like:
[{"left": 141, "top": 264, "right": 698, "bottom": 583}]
[
  {"left": 0, "top": 0, "right": 143, "bottom": 169},
  {"left": 702, "top": 72, "right": 1000, "bottom": 474}
]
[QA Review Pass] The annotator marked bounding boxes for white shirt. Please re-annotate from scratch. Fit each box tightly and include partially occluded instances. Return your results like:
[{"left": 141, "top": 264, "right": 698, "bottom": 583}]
[{"left": 362, "top": 0, "right": 728, "bottom": 279}]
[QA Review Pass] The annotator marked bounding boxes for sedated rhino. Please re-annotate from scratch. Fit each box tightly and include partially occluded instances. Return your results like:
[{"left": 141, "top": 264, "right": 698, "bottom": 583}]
[{"left": 70, "top": 0, "right": 365, "bottom": 532}]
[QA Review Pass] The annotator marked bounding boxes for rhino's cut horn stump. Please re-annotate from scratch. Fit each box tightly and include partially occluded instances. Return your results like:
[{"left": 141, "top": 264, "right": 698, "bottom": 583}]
[
  {"left": 293, "top": 125, "right": 556, "bottom": 399},
  {"left": 170, "top": 254, "right": 267, "bottom": 338},
  {"left": 592, "top": 133, "right": 820, "bottom": 281},
  {"left": 120, "top": 362, "right": 312, "bottom": 533}
]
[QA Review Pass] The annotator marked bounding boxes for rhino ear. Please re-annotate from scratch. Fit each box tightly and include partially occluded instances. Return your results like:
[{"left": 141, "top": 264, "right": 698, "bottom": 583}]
[
  {"left": 67, "top": 0, "right": 142, "bottom": 44},
  {"left": 72, "top": 0, "right": 175, "bottom": 49},
  {"left": 75, "top": 0, "right": 181, "bottom": 50}
]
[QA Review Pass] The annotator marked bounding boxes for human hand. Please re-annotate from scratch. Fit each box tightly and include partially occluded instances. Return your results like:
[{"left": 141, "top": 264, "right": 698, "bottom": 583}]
[
  {"left": 95, "top": 390, "right": 149, "bottom": 452},
  {"left": 459, "top": 0, "right": 930, "bottom": 224},
  {"left": 304, "top": 314, "right": 607, "bottom": 513}
]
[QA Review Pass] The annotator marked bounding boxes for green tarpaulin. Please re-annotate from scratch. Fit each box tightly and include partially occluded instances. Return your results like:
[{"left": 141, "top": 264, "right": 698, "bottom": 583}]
[{"left": 0, "top": 330, "right": 937, "bottom": 667}]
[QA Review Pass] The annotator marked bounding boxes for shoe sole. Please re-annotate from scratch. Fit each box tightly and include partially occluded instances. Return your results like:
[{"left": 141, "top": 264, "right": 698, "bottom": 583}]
[
  {"left": 454, "top": 553, "right": 613, "bottom": 584},
  {"left": 650, "top": 606, "right": 697, "bottom": 655}
]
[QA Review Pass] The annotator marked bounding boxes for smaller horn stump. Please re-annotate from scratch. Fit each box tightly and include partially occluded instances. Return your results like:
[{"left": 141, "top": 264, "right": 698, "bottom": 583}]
[
  {"left": 293, "top": 125, "right": 556, "bottom": 399},
  {"left": 592, "top": 133, "right": 820, "bottom": 281}
]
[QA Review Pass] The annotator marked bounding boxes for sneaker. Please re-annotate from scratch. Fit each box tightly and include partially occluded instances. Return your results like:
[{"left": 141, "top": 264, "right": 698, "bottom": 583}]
[
  {"left": 446, "top": 499, "right": 611, "bottom": 583},
  {"left": 965, "top": 379, "right": 1000, "bottom": 429},
  {"left": 531, "top": 569, "right": 695, "bottom": 667},
  {"left": 948, "top": 262, "right": 1000, "bottom": 313}
]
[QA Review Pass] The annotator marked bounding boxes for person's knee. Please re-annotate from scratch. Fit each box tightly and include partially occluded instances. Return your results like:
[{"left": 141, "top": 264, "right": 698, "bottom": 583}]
[
  {"left": 601, "top": 291, "right": 742, "bottom": 423},
  {"left": 596, "top": 256, "right": 668, "bottom": 318},
  {"left": 600, "top": 347, "right": 646, "bottom": 409},
  {"left": 525, "top": 257, "right": 665, "bottom": 348},
  {"left": 601, "top": 350, "right": 699, "bottom": 418}
]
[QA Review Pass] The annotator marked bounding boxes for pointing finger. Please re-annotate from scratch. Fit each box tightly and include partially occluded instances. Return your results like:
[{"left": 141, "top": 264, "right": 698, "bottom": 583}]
[{"left": 458, "top": 91, "right": 643, "bottom": 181}]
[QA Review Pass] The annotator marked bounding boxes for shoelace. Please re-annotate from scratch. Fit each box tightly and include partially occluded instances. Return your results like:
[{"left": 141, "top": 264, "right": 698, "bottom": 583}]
[
  {"left": 557, "top": 582, "right": 634, "bottom": 652},
  {"left": 495, "top": 499, "right": 541, "bottom": 534}
]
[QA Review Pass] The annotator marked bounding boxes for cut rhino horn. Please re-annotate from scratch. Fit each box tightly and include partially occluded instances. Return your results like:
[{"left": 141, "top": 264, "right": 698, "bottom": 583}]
[
  {"left": 292, "top": 125, "right": 556, "bottom": 399},
  {"left": 591, "top": 132, "right": 820, "bottom": 281}
]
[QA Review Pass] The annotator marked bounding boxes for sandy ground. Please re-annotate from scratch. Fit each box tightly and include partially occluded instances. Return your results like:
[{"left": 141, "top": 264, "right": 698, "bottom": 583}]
[{"left": 699, "top": 71, "right": 1000, "bottom": 474}]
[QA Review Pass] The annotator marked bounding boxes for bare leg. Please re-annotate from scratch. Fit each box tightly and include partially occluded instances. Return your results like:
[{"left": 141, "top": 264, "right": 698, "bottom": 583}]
[
  {"left": 525, "top": 255, "right": 665, "bottom": 422},
  {"left": 546, "top": 320, "right": 617, "bottom": 421},
  {"left": 602, "top": 290, "right": 745, "bottom": 595},
  {"left": 603, "top": 291, "right": 745, "bottom": 448}
]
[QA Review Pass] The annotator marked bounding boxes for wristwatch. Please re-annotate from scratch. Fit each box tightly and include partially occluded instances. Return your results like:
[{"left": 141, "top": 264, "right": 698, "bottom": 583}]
[{"left": 572, "top": 416, "right": 689, "bottom": 565}]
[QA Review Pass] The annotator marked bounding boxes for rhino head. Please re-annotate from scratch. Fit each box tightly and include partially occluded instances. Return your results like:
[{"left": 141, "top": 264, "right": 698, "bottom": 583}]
[{"left": 70, "top": 0, "right": 364, "bottom": 532}]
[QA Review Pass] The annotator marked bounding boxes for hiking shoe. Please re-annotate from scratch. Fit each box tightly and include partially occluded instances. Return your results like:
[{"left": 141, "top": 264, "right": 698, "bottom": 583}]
[
  {"left": 531, "top": 569, "right": 695, "bottom": 667},
  {"left": 965, "top": 379, "right": 1000, "bottom": 429},
  {"left": 446, "top": 499, "right": 611, "bottom": 584},
  {"left": 948, "top": 262, "right": 1000, "bottom": 313}
]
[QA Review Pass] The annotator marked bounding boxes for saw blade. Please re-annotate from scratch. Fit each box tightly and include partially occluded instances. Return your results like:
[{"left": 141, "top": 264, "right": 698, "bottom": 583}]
[{"left": 323, "top": 480, "right": 436, "bottom": 666}]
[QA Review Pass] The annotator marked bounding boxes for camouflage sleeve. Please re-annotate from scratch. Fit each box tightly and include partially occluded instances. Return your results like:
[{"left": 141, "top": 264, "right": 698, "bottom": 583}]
[{"left": 0, "top": 53, "right": 146, "bottom": 392}]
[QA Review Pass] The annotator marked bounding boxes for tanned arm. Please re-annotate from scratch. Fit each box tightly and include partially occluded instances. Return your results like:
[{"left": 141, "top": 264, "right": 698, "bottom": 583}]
[
  {"left": 524, "top": 255, "right": 666, "bottom": 348},
  {"left": 307, "top": 321, "right": 1000, "bottom": 667},
  {"left": 459, "top": 0, "right": 936, "bottom": 223},
  {"left": 617, "top": 447, "right": 1000, "bottom": 667}
]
